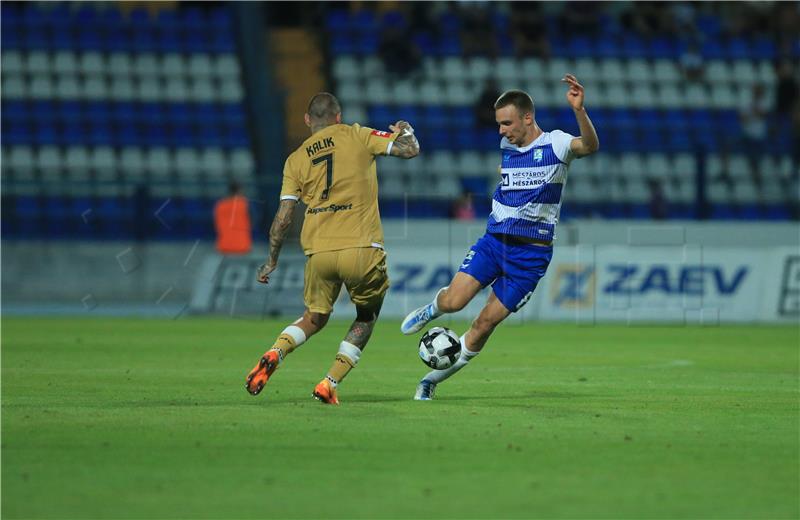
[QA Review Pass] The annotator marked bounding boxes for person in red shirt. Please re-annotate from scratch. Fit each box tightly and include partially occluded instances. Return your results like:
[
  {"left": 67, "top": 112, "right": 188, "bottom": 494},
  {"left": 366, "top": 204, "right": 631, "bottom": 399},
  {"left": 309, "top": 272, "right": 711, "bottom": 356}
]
[{"left": 214, "top": 181, "right": 252, "bottom": 255}]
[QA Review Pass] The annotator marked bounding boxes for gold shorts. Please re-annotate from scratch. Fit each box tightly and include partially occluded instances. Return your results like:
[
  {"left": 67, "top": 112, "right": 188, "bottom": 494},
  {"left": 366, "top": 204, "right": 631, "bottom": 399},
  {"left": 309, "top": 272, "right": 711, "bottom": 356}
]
[{"left": 304, "top": 247, "right": 389, "bottom": 314}]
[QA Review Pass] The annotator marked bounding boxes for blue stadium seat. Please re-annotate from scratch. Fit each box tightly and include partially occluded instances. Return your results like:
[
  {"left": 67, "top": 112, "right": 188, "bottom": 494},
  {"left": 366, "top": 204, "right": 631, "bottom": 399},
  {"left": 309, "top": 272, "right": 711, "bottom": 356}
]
[
  {"left": 438, "top": 37, "right": 462, "bottom": 57},
  {"left": 412, "top": 32, "right": 435, "bottom": 55},
  {"left": 330, "top": 34, "right": 357, "bottom": 55},
  {"left": 422, "top": 105, "right": 451, "bottom": 132},
  {"left": 379, "top": 11, "right": 404, "bottom": 30},
  {"left": 726, "top": 37, "right": 751, "bottom": 60},
  {"left": 62, "top": 121, "right": 86, "bottom": 146},
  {"left": 620, "top": 34, "right": 647, "bottom": 59},
  {"left": 325, "top": 10, "right": 350, "bottom": 32},
  {"left": 751, "top": 36, "right": 776, "bottom": 60}
]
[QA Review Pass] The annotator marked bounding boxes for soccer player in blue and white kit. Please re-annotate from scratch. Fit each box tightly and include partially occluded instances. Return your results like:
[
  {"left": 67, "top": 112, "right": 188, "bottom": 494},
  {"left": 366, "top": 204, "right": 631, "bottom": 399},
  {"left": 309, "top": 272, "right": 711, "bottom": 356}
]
[{"left": 402, "top": 74, "right": 599, "bottom": 400}]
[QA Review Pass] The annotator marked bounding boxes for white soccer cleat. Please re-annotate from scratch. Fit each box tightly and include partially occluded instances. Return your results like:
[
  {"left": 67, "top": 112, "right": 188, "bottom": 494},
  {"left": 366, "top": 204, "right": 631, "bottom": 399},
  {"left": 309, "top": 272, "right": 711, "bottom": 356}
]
[
  {"left": 400, "top": 303, "right": 438, "bottom": 335},
  {"left": 414, "top": 379, "right": 436, "bottom": 401}
]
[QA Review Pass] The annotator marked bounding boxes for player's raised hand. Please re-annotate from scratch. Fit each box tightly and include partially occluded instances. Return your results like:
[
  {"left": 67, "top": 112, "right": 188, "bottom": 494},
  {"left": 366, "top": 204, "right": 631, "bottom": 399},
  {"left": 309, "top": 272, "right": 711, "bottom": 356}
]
[
  {"left": 389, "top": 120, "right": 414, "bottom": 136},
  {"left": 562, "top": 74, "right": 585, "bottom": 111},
  {"left": 256, "top": 262, "right": 277, "bottom": 284}
]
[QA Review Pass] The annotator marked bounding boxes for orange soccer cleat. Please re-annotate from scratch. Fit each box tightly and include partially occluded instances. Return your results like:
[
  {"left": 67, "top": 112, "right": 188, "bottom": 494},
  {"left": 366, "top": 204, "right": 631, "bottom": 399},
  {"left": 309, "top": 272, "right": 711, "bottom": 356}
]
[
  {"left": 245, "top": 350, "right": 280, "bottom": 396},
  {"left": 312, "top": 378, "right": 339, "bottom": 405}
]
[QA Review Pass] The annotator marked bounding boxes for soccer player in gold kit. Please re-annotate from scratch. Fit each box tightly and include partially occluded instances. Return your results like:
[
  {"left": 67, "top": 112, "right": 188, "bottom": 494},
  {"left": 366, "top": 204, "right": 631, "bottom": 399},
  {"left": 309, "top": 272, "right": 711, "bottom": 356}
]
[{"left": 245, "top": 92, "right": 420, "bottom": 404}]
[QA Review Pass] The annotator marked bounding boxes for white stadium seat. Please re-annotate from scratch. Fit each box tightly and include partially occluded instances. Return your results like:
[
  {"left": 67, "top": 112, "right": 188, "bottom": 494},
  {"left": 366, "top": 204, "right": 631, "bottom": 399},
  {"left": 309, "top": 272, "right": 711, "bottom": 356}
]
[
  {"left": 598, "top": 59, "right": 624, "bottom": 83},
  {"left": 2, "top": 51, "right": 24, "bottom": 74},
  {"left": 392, "top": 80, "right": 417, "bottom": 105},
  {"left": 332, "top": 56, "right": 360, "bottom": 81},
  {"left": 365, "top": 78, "right": 391, "bottom": 104},
  {"left": 214, "top": 54, "right": 241, "bottom": 78},
  {"left": 8, "top": 146, "right": 36, "bottom": 176},
  {"left": 494, "top": 58, "right": 519, "bottom": 82},
  {"left": 29, "top": 75, "right": 54, "bottom": 99},
  {"left": 626, "top": 178, "right": 651, "bottom": 203},
  {"left": 174, "top": 148, "right": 201, "bottom": 176},
  {"left": 652, "top": 60, "right": 681, "bottom": 83},
  {"left": 218, "top": 79, "right": 244, "bottom": 102},
  {"left": 710, "top": 84, "right": 737, "bottom": 109},
  {"left": 64, "top": 147, "right": 91, "bottom": 181},
  {"left": 521, "top": 58, "right": 545, "bottom": 79},
  {"left": 83, "top": 77, "right": 109, "bottom": 99},
  {"left": 442, "top": 57, "right": 468, "bottom": 82},
  {"left": 52, "top": 51, "right": 78, "bottom": 75},
  {"left": 25, "top": 51, "right": 51, "bottom": 74},
  {"left": 79, "top": 52, "right": 105, "bottom": 76},
  {"left": 161, "top": 53, "right": 187, "bottom": 78},
  {"left": 133, "top": 53, "right": 160, "bottom": 78},
  {"left": 656, "top": 84, "right": 684, "bottom": 109},
  {"left": 630, "top": 84, "right": 656, "bottom": 108},
  {"left": 427, "top": 151, "right": 457, "bottom": 176},
  {"left": 90, "top": 146, "right": 118, "bottom": 180},
  {"left": 644, "top": 154, "right": 672, "bottom": 181},
  {"left": 199, "top": 148, "right": 226, "bottom": 177},
  {"left": 419, "top": 81, "right": 444, "bottom": 104},
  {"left": 443, "top": 81, "right": 474, "bottom": 105},
  {"left": 705, "top": 60, "right": 731, "bottom": 84},
  {"left": 338, "top": 81, "right": 362, "bottom": 105},
  {"left": 572, "top": 58, "right": 599, "bottom": 80},
  {"left": 108, "top": 53, "right": 132, "bottom": 77},
  {"left": 229, "top": 149, "right": 255, "bottom": 178},
  {"left": 119, "top": 148, "right": 145, "bottom": 176},
  {"left": 188, "top": 55, "right": 213, "bottom": 78},
  {"left": 110, "top": 77, "right": 135, "bottom": 101},
  {"left": 145, "top": 147, "right": 173, "bottom": 178},
  {"left": 55, "top": 74, "right": 80, "bottom": 100},
  {"left": 189, "top": 79, "right": 216, "bottom": 103},
  {"left": 467, "top": 57, "right": 492, "bottom": 82},
  {"left": 625, "top": 59, "right": 652, "bottom": 82},
  {"left": 684, "top": 83, "right": 709, "bottom": 108},
  {"left": 362, "top": 56, "right": 385, "bottom": 77},
  {"left": 455, "top": 151, "right": 484, "bottom": 176},
  {"left": 164, "top": 77, "right": 189, "bottom": 101},
  {"left": 732, "top": 61, "right": 757, "bottom": 85},
  {"left": 342, "top": 104, "right": 367, "bottom": 125}
]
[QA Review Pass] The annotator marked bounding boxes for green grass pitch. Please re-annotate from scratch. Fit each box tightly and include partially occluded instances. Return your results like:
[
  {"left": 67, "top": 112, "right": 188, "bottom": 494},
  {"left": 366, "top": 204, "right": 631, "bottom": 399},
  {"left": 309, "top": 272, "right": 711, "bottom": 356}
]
[{"left": 2, "top": 317, "right": 798, "bottom": 519}]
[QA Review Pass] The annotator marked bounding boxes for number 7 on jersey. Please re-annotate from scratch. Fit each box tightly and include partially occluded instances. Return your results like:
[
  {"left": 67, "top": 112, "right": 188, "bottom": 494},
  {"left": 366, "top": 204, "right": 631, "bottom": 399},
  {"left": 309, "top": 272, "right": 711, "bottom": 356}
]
[{"left": 312, "top": 153, "right": 334, "bottom": 200}]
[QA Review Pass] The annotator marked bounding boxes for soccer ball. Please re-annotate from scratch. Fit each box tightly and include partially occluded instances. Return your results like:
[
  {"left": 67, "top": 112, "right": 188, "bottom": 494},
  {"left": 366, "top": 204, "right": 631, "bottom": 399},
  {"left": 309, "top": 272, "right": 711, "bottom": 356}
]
[{"left": 419, "top": 327, "right": 461, "bottom": 370}]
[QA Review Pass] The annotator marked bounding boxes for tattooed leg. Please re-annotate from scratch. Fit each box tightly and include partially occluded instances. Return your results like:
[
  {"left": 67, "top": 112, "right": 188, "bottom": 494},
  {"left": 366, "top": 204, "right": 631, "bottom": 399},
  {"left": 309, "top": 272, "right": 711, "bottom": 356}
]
[{"left": 323, "top": 303, "right": 382, "bottom": 389}]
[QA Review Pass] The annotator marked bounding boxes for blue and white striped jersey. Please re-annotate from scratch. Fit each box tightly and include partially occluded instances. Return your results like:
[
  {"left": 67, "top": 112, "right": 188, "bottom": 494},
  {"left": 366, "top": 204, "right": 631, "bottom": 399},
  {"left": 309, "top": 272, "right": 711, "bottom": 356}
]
[{"left": 486, "top": 130, "right": 576, "bottom": 241}]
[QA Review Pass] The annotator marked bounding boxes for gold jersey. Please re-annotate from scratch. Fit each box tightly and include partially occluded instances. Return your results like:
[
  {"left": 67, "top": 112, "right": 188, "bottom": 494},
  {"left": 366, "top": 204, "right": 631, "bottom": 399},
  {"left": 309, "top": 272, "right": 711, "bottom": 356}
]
[{"left": 280, "top": 123, "right": 398, "bottom": 255}]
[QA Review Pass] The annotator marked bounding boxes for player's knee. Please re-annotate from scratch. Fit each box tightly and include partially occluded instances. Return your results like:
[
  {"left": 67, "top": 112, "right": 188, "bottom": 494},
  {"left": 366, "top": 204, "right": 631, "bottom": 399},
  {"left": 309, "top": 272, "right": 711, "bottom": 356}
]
[
  {"left": 305, "top": 310, "right": 330, "bottom": 330},
  {"left": 440, "top": 290, "right": 468, "bottom": 312},
  {"left": 355, "top": 302, "right": 381, "bottom": 323}
]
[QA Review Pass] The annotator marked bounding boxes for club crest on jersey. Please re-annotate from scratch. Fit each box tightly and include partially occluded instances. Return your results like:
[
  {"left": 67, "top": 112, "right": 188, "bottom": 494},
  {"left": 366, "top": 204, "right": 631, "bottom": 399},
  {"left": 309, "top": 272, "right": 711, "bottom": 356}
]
[
  {"left": 371, "top": 130, "right": 392, "bottom": 138},
  {"left": 534, "top": 149, "right": 543, "bottom": 161}
]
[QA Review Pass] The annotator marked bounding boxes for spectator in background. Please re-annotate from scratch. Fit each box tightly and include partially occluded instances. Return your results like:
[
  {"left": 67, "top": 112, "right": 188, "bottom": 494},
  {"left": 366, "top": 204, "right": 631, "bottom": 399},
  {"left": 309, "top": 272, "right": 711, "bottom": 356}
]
[
  {"left": 510, "top": 2, "right": 550, "bottom": 60},
  {"left": 646, "top": 179, "right": 668, "bottom": 220},
  {"left": 451, "top": 190, "right": 476, "bottom": 220},
  {"left": 739, "top": 83, "right": 770, "bottom": 189},
  {"left": 775, "top": 60, "right": 798, "bottom": 120},
  {"left": 214, "top": 181, "right": 252, "bottom": 255},
  {"left": 458, "top": 2, "right": 499, "bottom": 57},
  {"left": 378, "top": 25, "right": 422, "bottom": 80},
  {"left": 475, "top": 79, "right": 501, "bottom": 129},
  {"left": 559, "top": 1, "right": 601, "bottom": 36},
  {"left": 679, "top": 40, "right": 704, "bottom": 83}
]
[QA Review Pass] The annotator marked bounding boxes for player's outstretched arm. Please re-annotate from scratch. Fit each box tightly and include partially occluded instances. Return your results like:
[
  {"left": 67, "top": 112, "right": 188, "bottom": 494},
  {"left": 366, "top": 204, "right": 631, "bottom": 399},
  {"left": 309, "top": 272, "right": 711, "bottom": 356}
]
[
  {"left": 388, "top": 120, "right": 420, "bottom": 159},
  {"left": 257, "top": 198, "right": 297, "bottom": 284},
  {"left": 562, "top": 73, "right": 599, "bottom": 157}
]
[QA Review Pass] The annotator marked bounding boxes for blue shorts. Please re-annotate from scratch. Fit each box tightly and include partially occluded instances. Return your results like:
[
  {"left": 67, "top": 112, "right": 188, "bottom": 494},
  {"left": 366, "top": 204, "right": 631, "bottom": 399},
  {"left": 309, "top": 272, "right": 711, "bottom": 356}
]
[{"left": 458, "top": 233, "right": 553, "bottom": 313}]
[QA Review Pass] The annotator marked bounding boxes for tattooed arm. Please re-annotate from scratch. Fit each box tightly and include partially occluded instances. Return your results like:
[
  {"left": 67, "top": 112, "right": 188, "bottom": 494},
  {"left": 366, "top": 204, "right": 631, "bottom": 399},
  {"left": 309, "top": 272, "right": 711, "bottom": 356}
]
[
  {"left": 388, "top": 120, "right": 420, "bottom": 159},
  {"left": 256, "top": 198, "right": 297, "bottom": 284}
]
